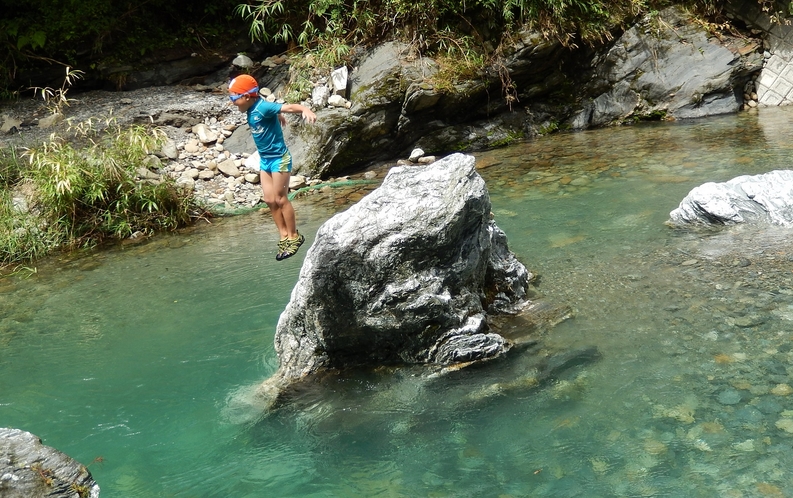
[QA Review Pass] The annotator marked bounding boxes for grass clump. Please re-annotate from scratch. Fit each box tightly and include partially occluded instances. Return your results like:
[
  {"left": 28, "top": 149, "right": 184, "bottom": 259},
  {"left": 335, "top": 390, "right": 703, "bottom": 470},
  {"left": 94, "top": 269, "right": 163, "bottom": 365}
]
[
  {"left": 0, "top": 119, "right": 197, "bottom": 268},
  {"left": 0, "top": 188, "right": 52, "bottom": 265},
  {"left": 0, "top": 147, "right": 51, "bottom": 264}
]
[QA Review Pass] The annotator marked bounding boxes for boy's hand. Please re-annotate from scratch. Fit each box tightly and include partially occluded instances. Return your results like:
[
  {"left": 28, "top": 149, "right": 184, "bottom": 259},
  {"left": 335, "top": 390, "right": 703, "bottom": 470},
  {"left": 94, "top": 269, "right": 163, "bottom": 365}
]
[
  {"left": 279, "top": 104, "right": 317, "bottom": 124},
  {"left": 302, "top": 109, "right": 317, "bottom": 124}
]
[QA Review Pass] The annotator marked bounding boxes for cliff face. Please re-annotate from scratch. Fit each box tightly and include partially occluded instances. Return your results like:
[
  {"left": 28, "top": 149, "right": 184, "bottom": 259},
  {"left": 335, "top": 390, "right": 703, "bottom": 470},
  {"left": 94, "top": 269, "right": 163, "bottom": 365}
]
[{"left": 274, "top": 6, "right": 768, "bottom": 177}]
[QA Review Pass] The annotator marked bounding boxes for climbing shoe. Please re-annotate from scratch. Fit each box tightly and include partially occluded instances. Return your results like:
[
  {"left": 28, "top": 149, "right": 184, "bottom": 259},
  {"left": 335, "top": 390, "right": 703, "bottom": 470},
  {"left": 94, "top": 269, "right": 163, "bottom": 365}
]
[
  {"left": 277, "top": 232, "right": 305, "bottom": 261},
  {"left": 275, "top": 238, "right": 289, "bottom": 261}
]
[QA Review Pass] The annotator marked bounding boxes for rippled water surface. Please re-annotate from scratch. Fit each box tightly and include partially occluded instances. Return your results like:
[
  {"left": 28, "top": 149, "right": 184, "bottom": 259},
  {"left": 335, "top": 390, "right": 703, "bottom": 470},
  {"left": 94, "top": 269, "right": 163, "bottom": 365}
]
[{"left": 5, "top": 108, "right": 793, "bottom": 497}]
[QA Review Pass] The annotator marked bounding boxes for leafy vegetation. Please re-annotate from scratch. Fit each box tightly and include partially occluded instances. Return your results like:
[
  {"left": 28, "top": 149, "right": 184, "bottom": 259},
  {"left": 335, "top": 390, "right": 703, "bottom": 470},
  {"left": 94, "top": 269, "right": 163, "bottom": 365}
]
[
  {"left": 28, "top": 120, "right": 194, "bottom": 240},
  {"left": 0, "top": 0, "right": 245, "bottom": 95},
  {"left": 29, "top": 67, "right": 84, "bottom": 114},
  {"left": 0, "top": 60, "right": 200, "bottom": 268},
  {"left": 283, "top": 36, "right": 352, "bottom": 102},
  {"left": 1, "top": 0, "right": 789, "bottom": 99},
  {"left": 236, "top": 0, "right": 785, "bottom": 102},
  {"left": 0, "top": 120, "right": 197, "bottom": 268}
]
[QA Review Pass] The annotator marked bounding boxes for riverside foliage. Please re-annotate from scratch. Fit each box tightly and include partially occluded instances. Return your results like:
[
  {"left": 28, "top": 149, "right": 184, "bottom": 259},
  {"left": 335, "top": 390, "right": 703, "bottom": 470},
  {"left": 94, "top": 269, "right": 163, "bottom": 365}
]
[
  {"left": 0, "top": 0, "right": 244, "bottom": 95},
  {"left": 0, "top": 0, "right": 787, "bottom": 97},
  {"left": 236, "top": 0, "right": 774, "bottom": 102},
  {"left": 0, "top": 121, "right": 196, "bottom": 268},
  {"left": 242, "top": 0, "right": 791, "bottom": 49}
]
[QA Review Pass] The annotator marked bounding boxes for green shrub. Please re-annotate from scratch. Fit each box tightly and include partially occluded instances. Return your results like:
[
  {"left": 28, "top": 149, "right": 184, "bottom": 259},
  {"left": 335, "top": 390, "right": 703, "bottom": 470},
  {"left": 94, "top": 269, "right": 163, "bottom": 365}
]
[
  {"left": 0, "top": 0, "right": 244, "bottom": 94},
  {"left": 237, "top": 0, "right": 734, "bottom": 103},
  {"left": 16, "top": 119, "right": 195, "bottom": 256},
  {"left": 0, "top": 145, "right": 24, "bottom": 187},
  {"left": 0, "top": 189, "right": 53, "bottom": 266},
  {"left": 0, "top": 147, "right": 52, "bottom": 266},
  {"left": 285, "top": 37, "right": 352, "bottom": 101}
]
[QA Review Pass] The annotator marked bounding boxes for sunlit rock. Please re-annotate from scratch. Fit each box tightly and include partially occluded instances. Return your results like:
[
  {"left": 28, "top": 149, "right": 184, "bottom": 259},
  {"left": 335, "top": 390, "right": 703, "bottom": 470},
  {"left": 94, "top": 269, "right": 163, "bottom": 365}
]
[
  {"left": 667, "top": 170, "right": 793, "bottom": 227},
  {"left": 37, "top": 112, "right": 64, "bottom": 129},
  {"left": 572, "top": 6, "right": 763, "bottom": 128},
  {"left": 775, "top": 417, "right": 793, "bottom": 433},
  {"left": 258, "top": 153, "right": 537, "bottom": 406},
  {"left": 191, "top": 123, "right": 217, "bottom": 144},
  {"left": 330, "top": 66, "right": 348, "bottom": 97},
  {"left": 232, "top": 54, "right": 253, "bottom": 69},
  {"left": 0, "top": 113, "right": 22, "bottom": 133},
  {"left": 311, "top": 85, "right": 330, "bottom": 108}
]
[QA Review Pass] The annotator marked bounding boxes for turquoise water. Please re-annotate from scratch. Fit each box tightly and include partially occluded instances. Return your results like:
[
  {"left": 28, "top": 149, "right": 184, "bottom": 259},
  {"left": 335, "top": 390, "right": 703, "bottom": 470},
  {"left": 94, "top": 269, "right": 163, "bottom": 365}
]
[{"left": 5, "top": 107, "right": 793, "bottom": 496}]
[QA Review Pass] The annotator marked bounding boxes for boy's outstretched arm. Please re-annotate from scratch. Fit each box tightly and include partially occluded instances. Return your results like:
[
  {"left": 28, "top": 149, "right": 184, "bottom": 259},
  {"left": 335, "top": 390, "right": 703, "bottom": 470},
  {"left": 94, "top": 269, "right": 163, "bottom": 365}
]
[{"left": 280, "top": 104, "right": 317, "bottom": 124}]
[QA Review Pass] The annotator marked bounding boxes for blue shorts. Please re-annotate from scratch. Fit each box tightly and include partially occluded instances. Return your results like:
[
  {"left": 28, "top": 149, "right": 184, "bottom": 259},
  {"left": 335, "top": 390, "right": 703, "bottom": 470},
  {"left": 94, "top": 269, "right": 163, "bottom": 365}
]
[{"left": 259, "top": 151, "right": 292, "bottom": 174}]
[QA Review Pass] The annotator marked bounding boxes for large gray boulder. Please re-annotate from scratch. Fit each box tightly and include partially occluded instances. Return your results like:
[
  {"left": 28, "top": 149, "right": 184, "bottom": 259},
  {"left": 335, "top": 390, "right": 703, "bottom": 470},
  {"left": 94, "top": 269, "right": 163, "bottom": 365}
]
[
  {"left": 0, "top": 428, "right": 100, "bottom": 498},
  {"left": 668, "top": 170, "right": 793, "bottom": 227},
  {"left": 283, "top": 42, "right": 440, "bottom": 177},
  {"left": 571, "top": 6, "right": 763, "bottom": 128},
  {"left": 259, "top": 153, "right": 533, "bottom": 402}
]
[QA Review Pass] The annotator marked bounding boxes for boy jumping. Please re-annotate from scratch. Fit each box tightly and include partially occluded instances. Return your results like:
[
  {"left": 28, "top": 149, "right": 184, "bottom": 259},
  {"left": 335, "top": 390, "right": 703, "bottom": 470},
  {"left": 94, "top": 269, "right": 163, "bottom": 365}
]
[{"left": 228, "top": 74, "right": 317, "bottom": 260}]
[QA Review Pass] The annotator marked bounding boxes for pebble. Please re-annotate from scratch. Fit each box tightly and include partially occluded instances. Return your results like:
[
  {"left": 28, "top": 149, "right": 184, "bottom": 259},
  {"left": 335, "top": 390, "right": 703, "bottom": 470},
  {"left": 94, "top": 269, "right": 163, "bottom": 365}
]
[
  {"left": 732, "top": 315, "right": 765, "bottom": 328},
  {"left": 752, "top": 396, "right": 783, "bottom": 414},
  {"left": 771, "top": 384, "right": 793, "bottom": 396},
  {"left": 732, "top": 439, "right": 755, "bottom": 451},
  {"left": 717, "top": 389, "right": 743, "bottom": 405},
  {"left": 775, "top": 418, "right": 793, "bottom": 433},
  {"left": 570, "top": 177, "right": 591, "bottom": 186},
  {"left": 733, "top": 406, "right": 764, "bottom": 424}
]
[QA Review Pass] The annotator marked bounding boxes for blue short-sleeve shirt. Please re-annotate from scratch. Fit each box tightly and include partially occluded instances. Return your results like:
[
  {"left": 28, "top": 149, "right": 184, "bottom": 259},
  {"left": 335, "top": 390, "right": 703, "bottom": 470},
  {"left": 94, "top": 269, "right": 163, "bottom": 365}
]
[{"left": 247, "top": 99, "right": 286, "bottom": 158}]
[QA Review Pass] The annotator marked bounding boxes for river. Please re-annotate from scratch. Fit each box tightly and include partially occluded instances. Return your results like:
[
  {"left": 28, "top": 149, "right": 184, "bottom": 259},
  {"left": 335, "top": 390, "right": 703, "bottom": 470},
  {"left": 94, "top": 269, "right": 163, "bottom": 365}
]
[{"left": 4, "top": 106, "right": 793, "bottom": 497}]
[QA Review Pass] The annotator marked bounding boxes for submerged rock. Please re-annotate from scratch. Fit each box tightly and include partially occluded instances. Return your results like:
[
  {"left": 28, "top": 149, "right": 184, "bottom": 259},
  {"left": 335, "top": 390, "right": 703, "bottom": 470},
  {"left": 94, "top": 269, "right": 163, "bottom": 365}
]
[
  {"left": 668, "top": 170, "right": 793, "bottom": 227},
  {"left": 0, "top": 428, "right": 100, "bottom": 498},
  {"left": 259, "top": 153, "right": 537, "bottom": 405}
]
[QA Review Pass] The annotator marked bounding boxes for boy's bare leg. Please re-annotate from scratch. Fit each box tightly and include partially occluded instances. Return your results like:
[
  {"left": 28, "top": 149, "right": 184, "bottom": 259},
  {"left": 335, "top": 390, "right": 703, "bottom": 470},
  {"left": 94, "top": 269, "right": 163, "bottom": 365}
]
[
  {"left": 260, "top": 171, "right": 287, "bottom": 239},
  {"left": 261, "top": 171, "right": 298, "bottom": 239}
]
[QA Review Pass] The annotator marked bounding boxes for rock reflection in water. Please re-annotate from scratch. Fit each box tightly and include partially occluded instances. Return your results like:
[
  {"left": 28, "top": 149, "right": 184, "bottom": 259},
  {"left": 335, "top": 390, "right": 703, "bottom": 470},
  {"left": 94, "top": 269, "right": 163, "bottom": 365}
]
[{"left": 245, "top": 340, "right": 602, "bottom": 450}]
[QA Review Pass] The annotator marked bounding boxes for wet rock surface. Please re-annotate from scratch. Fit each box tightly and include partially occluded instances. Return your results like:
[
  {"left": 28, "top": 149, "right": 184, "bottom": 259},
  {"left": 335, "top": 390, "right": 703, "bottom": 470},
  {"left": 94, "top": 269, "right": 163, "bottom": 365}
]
[
  {"left": 0, "top": 428, "right": 100, "bottom": 498},
  {"left": 668, "top": 170, "right": 793, "bottom": 227}
]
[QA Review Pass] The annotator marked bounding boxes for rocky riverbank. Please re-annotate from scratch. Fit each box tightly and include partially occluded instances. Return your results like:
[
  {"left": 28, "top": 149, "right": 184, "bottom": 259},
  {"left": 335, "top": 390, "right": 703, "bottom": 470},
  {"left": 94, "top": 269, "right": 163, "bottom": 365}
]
[
  {"left": 4, "top": 4, "right": 784, "bottom": 183},
  {"left": 0, "top": 80, "right": 441, "bottom": 219}
]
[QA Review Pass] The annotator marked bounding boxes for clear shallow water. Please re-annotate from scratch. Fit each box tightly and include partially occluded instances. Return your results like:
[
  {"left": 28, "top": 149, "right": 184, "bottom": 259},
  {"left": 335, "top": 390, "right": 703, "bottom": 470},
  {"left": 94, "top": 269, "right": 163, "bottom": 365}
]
[{"left": 5, "top": 108, "right": 793, "bottom": 497}]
